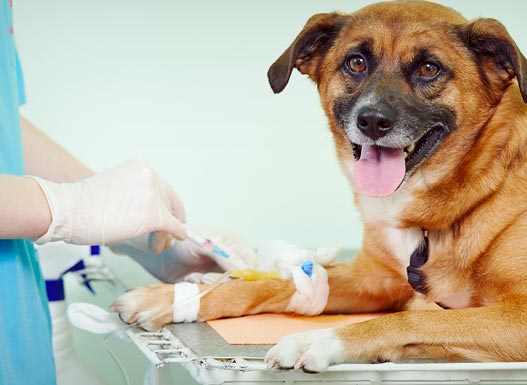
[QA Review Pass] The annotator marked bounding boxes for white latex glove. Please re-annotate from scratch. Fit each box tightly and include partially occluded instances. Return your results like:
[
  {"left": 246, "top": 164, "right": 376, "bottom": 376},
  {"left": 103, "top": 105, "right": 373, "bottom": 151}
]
[
  {"left": 109, "top": 224, "right": 258, "bottom": 283},
  {"left": 31, "top": 158, "right": 187, "bottom": 246}
]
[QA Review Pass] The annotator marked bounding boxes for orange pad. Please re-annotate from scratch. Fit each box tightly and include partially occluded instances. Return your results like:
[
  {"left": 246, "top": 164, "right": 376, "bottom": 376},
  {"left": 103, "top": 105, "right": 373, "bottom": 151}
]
[{"left": 207, "top": 313, "right": 386, "bottom": 345}]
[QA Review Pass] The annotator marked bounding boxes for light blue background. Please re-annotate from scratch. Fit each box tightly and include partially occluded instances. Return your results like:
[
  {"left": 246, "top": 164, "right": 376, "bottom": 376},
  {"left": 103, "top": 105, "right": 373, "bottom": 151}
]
[{"left": 13, "top": 1, "right": 527, "bottom": 384}]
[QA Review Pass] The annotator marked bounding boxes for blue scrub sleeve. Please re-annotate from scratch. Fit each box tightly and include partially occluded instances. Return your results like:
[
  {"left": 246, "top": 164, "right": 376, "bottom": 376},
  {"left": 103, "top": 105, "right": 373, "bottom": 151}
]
[
  {"left": 0, "top": 2, "right": 57, "bottom": 383},
  {"left": 15, "top": 49, "right": 25, "bottom": 106}
]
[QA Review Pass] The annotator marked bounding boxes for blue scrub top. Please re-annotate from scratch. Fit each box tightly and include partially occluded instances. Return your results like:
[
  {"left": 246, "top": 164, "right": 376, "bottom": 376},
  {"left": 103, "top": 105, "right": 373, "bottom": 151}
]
[{"left": 0, "top": 1, "right": 56, "bottom": 384}]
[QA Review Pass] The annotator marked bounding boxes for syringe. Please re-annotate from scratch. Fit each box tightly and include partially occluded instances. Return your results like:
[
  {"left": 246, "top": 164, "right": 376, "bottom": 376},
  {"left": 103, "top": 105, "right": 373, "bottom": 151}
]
[{"left": 186, "top": 229, "right": 231, "bottom": 260}]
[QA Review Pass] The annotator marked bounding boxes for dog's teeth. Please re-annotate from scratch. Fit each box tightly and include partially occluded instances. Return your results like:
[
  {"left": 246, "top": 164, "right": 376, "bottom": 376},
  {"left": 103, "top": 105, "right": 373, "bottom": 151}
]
[
  {"left": 407, "top": 143, "right": 416, "bottom": 153},
  {"left": 404, "top": 151, "right": 408, "bottom": 159}
]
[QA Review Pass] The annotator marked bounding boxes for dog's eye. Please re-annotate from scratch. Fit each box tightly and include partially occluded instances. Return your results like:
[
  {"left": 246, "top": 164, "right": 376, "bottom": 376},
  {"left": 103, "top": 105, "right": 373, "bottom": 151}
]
[
  {"left": 419, "top": 62, "right": 440, "bottom": 78},
  {"left": 347, "top": 55, "right": 367, "bottom": 73}
]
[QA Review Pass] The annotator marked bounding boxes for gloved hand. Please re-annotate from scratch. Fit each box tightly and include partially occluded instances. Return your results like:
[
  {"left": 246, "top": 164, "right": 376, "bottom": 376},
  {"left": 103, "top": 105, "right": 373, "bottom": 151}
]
[
  {"left": 109, "top": 224, "right": 258, "bottom": 283},
  {"left": 30, "top": 158, "right": 187, "bottom": 246}
]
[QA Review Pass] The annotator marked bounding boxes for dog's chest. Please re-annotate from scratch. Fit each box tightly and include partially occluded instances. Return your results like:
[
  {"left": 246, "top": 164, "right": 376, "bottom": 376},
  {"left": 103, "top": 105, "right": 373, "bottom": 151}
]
[
  {"left": 358, "top": 194, "right": 473, "bottom": 309},
  {"left": 383, "top": 226, "right": 422, "bottom": 268},
  {"left": 384, "top": 226, "right": 473, "bottom": 308},
  {"left": 358, "top": 193, "right": 418, "bottom": 268}
]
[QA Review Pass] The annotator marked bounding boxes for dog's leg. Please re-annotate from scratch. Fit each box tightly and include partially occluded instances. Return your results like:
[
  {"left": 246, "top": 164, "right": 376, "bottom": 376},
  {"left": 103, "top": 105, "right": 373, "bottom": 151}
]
[
  {"left": 111, "top": 249, "right": 413, "bottom": 330},
  {"left": 324, "top": 251, "right": 414, "bottom": 313},
  {"left": 266, "top": 296, "right": 527, "bottom": 372},
  {"left": 110, "top": 278, "right": 298, "bottom": 330}
]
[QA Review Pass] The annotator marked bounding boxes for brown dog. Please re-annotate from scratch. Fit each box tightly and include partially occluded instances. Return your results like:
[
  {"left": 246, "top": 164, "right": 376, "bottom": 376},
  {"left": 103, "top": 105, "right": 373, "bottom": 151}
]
[{"left": 111, "top": 0, "right": 527, "bottom": 372}]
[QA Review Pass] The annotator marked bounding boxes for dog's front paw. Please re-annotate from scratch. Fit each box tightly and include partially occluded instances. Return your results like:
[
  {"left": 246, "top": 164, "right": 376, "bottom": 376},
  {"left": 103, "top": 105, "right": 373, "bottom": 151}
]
[
  {"left": 265, "top": 328, "right": 344, "bottom": 373},
  {"left": 110, "top": 284, "right": 174, "bottom": 331}
]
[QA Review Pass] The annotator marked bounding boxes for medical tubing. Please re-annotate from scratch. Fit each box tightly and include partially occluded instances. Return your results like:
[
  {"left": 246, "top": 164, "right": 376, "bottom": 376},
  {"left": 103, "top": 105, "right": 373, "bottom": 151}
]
[
  {"left": 103, "top": 332, "right": 131, "bottom": 385},
  {"left": 178, "top": 271, "right": 231, "bottom": 306},
  {"left": 93, "top": 273, "right": 234, "bottom": 384},
  {"left": 101, "top": 272, "right": 232, "bottom": 385}
]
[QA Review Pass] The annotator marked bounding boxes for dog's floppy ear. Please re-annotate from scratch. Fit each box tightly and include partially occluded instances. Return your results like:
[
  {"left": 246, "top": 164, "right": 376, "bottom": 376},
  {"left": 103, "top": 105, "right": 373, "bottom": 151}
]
[
  {"left": 463, "top": 18, "right": 527, "bottom": 103},
  {"left": 267, "top": 13, "right": 346, "bottom": 94}
]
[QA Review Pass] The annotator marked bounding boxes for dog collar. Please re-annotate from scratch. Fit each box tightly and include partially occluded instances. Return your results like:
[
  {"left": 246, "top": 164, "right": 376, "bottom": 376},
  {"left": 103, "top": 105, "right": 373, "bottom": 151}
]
[{"left": 406, "top": 229, "right": 429, "bottom": 294}]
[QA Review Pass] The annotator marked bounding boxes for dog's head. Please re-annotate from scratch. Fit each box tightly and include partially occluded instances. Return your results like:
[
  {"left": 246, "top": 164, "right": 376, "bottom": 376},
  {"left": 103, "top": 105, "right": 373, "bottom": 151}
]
[{"left": 268, "top": 0, "right": 527, "bottom": 198}]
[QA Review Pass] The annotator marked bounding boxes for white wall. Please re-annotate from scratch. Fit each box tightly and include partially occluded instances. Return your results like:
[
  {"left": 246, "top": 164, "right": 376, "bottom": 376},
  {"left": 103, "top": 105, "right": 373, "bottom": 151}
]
[
  {"left": 13, "top": 1, "right": 527, "bottom": 384},
  {"left": 14, "top": 0, "right": 527, "bottom": 251}
]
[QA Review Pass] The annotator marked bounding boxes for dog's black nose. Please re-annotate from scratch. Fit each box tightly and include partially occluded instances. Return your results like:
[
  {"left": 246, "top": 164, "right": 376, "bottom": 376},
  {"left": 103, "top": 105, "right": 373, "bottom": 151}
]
[{"left": 356, "top": 106, "right": 395, "bottom": 140}]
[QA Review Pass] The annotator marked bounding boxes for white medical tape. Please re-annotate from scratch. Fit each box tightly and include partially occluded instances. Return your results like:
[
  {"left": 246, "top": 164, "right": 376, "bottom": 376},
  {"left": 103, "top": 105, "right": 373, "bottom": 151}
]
[
  {"left": 285, "top": 262, "right": 329, "bottom": 316},
  {"left": 173, "top": 282, "right": 200, "bottom": 323}
]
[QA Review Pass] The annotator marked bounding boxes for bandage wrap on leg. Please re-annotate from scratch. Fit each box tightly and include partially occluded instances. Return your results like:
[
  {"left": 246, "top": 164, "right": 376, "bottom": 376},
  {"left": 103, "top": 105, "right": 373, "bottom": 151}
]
[
  {"left": 172, "top": 282, "right": 200, "bottom": 323},
  {"left": 285, "top": 262, "right": 329, "bottom": 315},
  {"left": 175, "top": 240, "right": 338, "bottom": 318},
  {"left": 254, "top": 240, "right": 337, "bottom": 316}
]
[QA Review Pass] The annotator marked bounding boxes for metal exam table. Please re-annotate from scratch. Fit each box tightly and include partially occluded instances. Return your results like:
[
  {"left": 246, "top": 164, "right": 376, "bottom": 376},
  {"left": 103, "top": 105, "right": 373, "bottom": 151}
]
[{"left": 128, "top": 321, "right": 527, "bottom": 385}]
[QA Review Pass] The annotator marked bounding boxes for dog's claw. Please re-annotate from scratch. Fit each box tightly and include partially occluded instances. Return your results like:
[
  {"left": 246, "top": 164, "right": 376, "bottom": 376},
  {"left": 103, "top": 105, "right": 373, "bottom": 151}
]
[
  {"left": 265, "top": 328, "right": 344, "bottom": 373},
  {"left": 110, "top": 285, "right": 175, "bottom": 331}
]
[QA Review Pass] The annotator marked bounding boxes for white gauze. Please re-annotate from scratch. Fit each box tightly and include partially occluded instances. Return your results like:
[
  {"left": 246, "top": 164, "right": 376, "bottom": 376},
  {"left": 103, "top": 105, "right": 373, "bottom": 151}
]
[
  {"left": 285, "top": 262, "right": 329, "bottom": 315},
  {"left": 67, "top": 302, "right": 124, "bottom": 334},
  {"left": 257, "top": 240, "right": 338, "bottom": 316},
  {"left": 172, "top": 282, "right": 200, "bottom": 323}
]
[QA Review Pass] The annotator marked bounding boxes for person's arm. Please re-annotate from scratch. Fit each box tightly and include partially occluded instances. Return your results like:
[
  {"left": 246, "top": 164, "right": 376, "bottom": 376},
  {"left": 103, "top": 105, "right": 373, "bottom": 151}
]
[
  {"left": 13, "top": 118, "right": 257, "bottom": 282},
  {"left": 0, "top": 174, "right": 51, "bottom": 239},
  {"left": 17, "top": 119, "right": 188, "bottom": 248},
  {"left": 20, "top": 117, "right": 94, "bottom": 182}
]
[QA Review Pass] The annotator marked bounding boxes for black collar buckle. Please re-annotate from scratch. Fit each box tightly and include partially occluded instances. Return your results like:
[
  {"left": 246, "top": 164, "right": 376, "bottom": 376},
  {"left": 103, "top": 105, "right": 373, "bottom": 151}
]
[{"left": 406, "top": 229, "right": 429, "bottom": 294}]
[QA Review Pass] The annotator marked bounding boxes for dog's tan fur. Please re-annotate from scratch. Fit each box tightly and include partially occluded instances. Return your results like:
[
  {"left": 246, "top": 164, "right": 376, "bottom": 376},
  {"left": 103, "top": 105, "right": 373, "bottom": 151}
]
[{"left": 112, "top": 0, "right": 527, "bottom": 366}]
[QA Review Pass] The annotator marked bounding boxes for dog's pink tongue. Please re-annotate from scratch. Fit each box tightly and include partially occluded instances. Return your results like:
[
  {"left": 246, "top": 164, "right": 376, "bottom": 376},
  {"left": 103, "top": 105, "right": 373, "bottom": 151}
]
[{"left": 353, "top": 145, "right": 405, "bottom": 197}]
